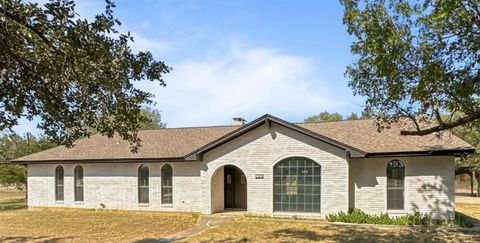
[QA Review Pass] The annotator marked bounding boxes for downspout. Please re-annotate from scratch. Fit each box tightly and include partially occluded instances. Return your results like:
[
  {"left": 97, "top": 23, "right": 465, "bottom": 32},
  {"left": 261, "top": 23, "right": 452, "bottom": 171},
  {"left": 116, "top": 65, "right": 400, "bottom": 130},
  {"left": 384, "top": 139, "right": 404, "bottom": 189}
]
[{"left": 346, "top": 150, "right": 352, "bottom": 210}]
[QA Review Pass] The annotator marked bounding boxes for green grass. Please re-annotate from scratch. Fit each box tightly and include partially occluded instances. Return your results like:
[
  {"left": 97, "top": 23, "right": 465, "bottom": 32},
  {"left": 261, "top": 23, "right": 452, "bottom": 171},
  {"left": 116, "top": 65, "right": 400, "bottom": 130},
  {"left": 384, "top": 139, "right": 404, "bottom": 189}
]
[
  {"left": 0, "top": 198, "right": 27, "bottom": 211},
  {"left": 0, "top": 190, "right": 27, "bottom": 211}
]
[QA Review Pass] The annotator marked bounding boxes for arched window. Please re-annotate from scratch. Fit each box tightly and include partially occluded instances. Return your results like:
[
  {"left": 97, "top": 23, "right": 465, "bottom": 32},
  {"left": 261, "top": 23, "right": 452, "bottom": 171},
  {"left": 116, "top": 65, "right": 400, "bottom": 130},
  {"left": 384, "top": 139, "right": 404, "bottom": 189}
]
[
  {"left": 74, "top": 165, "right": 84, "bottom": 202},
  {"left": 138, "top": 165, "right": 149, "bottom": 204},
  {"left": 386, "top": 160, "right": 405, "bottom": 210},
  {"left": 161, "top": 164, "right": 173, "bottom": 204},
  {"left": 273, "top": 157, "right": 321, "bottom": 213},
  {"left": 55, "top": 166, "right": 64, "bottom": 201}
]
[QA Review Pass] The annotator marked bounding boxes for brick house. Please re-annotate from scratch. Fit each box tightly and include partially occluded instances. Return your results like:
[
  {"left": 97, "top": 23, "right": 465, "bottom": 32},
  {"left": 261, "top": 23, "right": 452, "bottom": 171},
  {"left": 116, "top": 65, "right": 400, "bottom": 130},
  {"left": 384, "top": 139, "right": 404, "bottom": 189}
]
[{"left": 14, "top": 114, "right": 474, "bottom": 219}]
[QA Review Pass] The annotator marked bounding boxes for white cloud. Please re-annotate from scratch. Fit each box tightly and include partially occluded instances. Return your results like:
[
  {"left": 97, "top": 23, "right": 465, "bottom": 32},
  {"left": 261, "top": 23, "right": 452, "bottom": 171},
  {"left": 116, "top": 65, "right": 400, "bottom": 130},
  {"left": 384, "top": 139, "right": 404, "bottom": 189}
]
[
  {"left": 129, "top": 32, "right": 172, "bottom": 54},
  {"left": 147, "top": 46, "right": 352, "bottom": 127}
]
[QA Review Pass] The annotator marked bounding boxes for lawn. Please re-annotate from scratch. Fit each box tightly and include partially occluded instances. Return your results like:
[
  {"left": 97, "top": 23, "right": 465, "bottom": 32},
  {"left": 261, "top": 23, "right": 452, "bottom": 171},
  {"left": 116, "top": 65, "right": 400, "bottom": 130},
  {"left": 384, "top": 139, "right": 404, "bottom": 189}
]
[
  {"left": 0, "top": 190, "right": 198, "bottom": 242},
  {"left": 188, "top": 204, "right": 480, "bottom": 243},
  {"left": 1, "top": 190, "right": 479, "bottom": 243}
]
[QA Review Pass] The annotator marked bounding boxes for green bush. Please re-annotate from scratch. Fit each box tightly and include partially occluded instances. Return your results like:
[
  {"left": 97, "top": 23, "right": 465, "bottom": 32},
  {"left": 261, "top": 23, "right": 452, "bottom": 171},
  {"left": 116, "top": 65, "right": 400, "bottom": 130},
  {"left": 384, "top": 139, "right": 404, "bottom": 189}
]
[{"left": 326, "top": 208, "right": 474, "bottom": 228}]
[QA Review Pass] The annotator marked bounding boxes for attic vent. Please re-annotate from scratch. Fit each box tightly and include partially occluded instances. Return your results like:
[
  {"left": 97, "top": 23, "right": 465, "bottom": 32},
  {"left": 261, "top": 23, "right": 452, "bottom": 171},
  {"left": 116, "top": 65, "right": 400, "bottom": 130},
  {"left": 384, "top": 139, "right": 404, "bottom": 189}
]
[{"left": 232, "top": 117, "right": 246, "bottom": 126}]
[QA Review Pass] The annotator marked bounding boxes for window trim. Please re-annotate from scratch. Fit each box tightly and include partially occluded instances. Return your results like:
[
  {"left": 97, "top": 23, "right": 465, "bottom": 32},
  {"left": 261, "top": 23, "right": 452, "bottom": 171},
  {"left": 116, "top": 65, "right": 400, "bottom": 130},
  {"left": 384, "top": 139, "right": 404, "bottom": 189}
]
[
  {"left": 138, "top": 164, "right": 149, "bottom": 204},
  {"left": 161, "top": 164, "right": 173, "bottom": 205},
  {"left": 74, "top": 165, "right": 84, "bottom": 202},
  {"left": 386, "top": 159, "right": 405, "bottom": 211},
  {"left": 55, "top": 165, "right": 64, "bottom": 202}
]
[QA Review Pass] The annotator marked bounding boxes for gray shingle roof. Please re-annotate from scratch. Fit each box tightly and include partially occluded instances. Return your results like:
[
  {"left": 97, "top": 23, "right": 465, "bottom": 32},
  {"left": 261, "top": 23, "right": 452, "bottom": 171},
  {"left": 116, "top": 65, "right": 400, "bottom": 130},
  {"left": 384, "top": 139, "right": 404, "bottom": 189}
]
[{"left": 14, "top": 115, "right": 474, "bottom": 163}]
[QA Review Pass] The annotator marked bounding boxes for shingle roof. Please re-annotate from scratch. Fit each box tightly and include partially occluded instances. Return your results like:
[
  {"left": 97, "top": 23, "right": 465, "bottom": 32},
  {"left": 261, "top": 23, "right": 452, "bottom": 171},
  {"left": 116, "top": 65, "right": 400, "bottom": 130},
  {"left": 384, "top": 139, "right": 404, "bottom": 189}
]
[
  {"left": 14, "top": 115, "right": 474, "bottom": 163},
  {"left": 296, "top": 119, "right": 473, "bottom": 154},
  {"left": 15, "top": 126, "right": 239, "bottom": 162}
]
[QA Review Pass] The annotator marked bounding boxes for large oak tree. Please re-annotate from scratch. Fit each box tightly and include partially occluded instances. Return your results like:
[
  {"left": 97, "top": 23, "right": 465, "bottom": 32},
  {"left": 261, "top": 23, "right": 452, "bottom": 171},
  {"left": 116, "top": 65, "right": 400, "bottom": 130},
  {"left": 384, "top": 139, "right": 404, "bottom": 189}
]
[
  {"left": 0, "top": 0, "right": 170, "bottom": 151},
  {"left": 341, "top": 0, "right": 480, "bottom": 134}
]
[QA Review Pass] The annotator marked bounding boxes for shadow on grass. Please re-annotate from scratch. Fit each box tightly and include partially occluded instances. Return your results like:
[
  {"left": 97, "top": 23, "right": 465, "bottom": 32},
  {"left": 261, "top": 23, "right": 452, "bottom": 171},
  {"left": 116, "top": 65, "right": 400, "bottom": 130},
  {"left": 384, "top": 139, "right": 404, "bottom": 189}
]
[
  {"left": 0, "top": 198, "right": 27, "bottom": 211},
  {"left": 456, "top": 211, "right": 480, "bottom": 227},
  {"left": 134, "top": 238, "right": 170, "bottom": 243},
  {"left": 271, "top": 228, "right": 321, "bottom": 241},
  {"left": 0, "top": 235, "right": 73, "bottom": 242}
]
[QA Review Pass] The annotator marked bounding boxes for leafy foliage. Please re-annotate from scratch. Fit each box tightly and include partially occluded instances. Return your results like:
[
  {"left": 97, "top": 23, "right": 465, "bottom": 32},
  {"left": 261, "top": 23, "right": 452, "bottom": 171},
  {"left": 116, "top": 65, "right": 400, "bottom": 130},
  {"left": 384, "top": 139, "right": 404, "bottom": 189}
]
[
  {"left": 305, "top": 111, "right": 343, "bottom": 122},
  {"left": 139, "top": 107, "right": 166, "bottom": 130},
  {"left": 452, "top": 122, "right": 480, "bottom": 195},
  {"left": 326, "top": 208, "right": 474, "bottom": 228},
  {"left": 341, "top": 0, "right": 480, "bottom": 135},
  {"left": 304, "top": 111, "right": 370, "bottom": 122},
  {"left": 0, "top": 0, "right": 170, "bottom": 151},
  {"left": 0, "top": 134, "right": 56, "bottom": 189}
]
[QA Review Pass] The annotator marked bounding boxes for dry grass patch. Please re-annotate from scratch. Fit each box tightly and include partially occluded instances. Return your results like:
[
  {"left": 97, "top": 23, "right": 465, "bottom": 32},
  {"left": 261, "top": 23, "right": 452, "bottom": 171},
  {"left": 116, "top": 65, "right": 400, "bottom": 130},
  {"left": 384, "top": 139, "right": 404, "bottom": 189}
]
[
  {"left": 0, "top": 190, "right": 197, "bottom": 242},
  {"left": 187, "top": 218, "right": 480, "bottom": 243}
]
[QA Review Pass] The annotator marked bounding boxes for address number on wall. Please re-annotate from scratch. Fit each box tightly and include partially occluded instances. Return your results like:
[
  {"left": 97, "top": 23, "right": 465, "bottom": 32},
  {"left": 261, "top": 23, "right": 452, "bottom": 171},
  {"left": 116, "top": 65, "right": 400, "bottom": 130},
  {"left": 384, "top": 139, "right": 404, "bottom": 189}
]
[{"left": 255, "top": 174, "right": 264, "bottom": 179}]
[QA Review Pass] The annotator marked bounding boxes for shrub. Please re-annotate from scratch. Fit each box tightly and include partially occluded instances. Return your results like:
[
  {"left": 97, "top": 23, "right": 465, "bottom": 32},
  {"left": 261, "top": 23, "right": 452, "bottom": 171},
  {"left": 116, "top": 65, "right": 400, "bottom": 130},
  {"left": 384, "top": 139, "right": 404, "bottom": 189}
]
[{"left": 326, "top": 209, "right": 474, "bottom": 228}]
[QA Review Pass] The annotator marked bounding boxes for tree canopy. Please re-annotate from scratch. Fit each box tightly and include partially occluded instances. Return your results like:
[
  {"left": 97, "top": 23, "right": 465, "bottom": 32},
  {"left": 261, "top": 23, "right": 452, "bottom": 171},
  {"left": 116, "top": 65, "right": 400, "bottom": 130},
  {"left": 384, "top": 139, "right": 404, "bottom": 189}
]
[
  {"left": 304, "top": 111, "right": 368, "bottom": 122},
  {"left": 138, "top": 107, "right": 167, "bottom": 130},
  {"left": 305, "top": 111, "right": 344, "bottom": 122},
  {"left": 452, "top": 122, "right": 480, "bottom": 196},
  {"left": 0, "top": 134, "right": 56, "bottom": 189},
  {"left": 341, "top": 0, "right": 480, "bottom": 135},
  {"left": 0, "top": 0, "right": 170, "bottom": 152}
]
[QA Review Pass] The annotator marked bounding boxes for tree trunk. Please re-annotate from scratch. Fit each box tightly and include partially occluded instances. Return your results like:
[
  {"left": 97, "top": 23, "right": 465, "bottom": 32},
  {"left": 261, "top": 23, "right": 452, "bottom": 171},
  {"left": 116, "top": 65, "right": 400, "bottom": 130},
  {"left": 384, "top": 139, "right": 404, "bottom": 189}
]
[{"left": 476, "top": 170, "right": 480, "bottom": 197}]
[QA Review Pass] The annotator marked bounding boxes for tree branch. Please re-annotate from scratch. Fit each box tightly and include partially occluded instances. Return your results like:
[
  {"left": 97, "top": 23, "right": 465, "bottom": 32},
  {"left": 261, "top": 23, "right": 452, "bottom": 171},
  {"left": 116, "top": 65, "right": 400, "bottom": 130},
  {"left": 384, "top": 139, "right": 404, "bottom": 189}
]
[
  {"left": 400, "top": 112, "right": 480, "bottom": 135},
  {"left": 0, "top": 7, "right": 51, "bottom": 46}
]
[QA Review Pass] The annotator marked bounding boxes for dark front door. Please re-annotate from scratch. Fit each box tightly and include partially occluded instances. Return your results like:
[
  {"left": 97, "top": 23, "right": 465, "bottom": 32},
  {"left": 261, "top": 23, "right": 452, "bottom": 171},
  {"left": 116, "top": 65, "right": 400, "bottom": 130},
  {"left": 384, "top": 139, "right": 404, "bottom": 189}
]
[
  {"left": 224, "top": 165, "right": 247, "bottom": 209},
  {"left": 224, "top": 166, "right": 236, "bottom": 208}
]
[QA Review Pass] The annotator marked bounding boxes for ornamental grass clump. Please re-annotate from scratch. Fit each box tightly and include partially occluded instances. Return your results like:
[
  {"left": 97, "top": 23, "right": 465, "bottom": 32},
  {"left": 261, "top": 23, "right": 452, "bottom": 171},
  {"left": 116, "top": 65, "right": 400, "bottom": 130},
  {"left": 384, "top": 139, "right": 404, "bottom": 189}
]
[{"left": 326, "top": 208, "right": 474, "bottom": 228}]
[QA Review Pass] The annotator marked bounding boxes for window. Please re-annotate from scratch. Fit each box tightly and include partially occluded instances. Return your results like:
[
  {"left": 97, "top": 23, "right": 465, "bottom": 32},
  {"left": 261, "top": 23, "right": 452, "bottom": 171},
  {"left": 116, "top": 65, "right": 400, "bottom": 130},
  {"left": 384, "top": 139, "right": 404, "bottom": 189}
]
[
  {"left": 74, "top": 165, "right": 84, "bottom": 202},
  {"left": 386, "top": 160, "right": 405, "bottom": 210},
  {"left": 138, "top": 165, "right": 149, "bottom": 204},
  {"left": 55, "top": 166, "right": 64, "bottom": 201},
  {"left": 161, "top": 164, "right": 173, "bottom": 204},
  {"left": 273, "top": 157, "right": 321, "bottom": 212}
]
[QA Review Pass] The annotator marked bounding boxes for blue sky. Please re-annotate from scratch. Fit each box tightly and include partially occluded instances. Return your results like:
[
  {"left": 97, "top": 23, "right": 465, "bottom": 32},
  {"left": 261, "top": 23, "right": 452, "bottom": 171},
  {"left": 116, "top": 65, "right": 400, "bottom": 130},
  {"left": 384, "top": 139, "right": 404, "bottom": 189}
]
[{"left": 16, "top": 0, "right": 365, "bottom": 134}]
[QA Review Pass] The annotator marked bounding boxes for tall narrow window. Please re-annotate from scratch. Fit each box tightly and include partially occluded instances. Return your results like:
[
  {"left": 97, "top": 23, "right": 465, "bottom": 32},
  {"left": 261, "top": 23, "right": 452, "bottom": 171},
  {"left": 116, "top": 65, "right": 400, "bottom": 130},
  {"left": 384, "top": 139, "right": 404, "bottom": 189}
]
[
  {"left": 386, "top": 160, "right": 405, "bottom": 210},
  {"left": 138, "top": 165, "right": 149, "bottom": 204},
  {"left": 55, "top": 166, "right": 64, "bottom": 201},
  {"left": 74, "top": 165, "right": 84, "bottom": 202},
  {"left": 161, "top": 164, "right": 173, "bottom": 204}
]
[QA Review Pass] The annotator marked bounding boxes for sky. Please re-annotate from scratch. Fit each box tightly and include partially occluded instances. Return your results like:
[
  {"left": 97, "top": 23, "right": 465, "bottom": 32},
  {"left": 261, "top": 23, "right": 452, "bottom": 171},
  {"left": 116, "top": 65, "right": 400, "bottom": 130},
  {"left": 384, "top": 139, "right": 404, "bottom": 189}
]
[{"left": 15, "top": 0, "right": 365, "bottom": 134}]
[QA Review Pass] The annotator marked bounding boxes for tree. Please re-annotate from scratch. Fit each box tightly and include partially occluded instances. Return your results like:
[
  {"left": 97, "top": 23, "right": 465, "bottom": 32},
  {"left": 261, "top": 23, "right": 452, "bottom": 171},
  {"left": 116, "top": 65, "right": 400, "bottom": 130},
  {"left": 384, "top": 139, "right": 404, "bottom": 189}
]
[
  {"left": 305, "top": 111, "right": 344, "bottom": 122},
  {"left": 452, "top": 124, "right": 480, "bottom": 196},
  {"left": 346, "top": 112, "right": 359, "bottom": 120},
  {"left": 341, "top": 0, "right": 480, "bottom": 135},
  {"left": 0, "top": 0, "right": 170, "bottom": 152},
  {"left": 305, "top": 111, "right": 369, "bottom": 122},
  {"left": 138, "top": 107, "right": 166, "bottom": 130},
  {"left": 0, "top": 134, "right": 56, "bottom": 190}
]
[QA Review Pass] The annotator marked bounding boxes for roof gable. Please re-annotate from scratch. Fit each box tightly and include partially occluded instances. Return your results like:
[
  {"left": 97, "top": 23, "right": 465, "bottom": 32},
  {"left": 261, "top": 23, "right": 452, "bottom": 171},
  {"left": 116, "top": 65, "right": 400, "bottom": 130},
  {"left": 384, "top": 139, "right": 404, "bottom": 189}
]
[{"left": 185, "top": 114, "right": 367, "bottom": 161}]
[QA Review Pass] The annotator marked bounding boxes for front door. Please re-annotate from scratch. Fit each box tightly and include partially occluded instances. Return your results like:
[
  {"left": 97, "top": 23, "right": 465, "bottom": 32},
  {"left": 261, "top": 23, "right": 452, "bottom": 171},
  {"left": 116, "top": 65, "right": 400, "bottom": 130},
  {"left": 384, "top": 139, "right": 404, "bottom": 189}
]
[
  {"left": 224, "top": 166, "right": 236, "bottom": 208},
  {"left": 224, "top": 165, "right": 247, "bottom": 209}
]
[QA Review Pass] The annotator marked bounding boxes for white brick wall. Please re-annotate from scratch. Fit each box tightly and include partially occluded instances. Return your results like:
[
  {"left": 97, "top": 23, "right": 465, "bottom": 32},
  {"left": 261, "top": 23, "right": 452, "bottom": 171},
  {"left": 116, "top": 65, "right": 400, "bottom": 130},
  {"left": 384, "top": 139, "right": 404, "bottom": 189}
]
[
  {"left": 349, "top": 156, "right": 455, "bottom": 219},
  {"left": 28, "top": 162, "right": 203, "bottom": 212}
]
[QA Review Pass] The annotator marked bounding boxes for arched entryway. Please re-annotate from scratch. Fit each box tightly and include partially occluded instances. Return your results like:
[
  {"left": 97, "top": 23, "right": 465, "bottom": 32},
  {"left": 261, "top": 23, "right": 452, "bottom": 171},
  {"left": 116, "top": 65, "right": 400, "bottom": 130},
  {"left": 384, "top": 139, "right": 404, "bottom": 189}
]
[{"left": 211, "top": 165, "right": 247, "bottom": 213}]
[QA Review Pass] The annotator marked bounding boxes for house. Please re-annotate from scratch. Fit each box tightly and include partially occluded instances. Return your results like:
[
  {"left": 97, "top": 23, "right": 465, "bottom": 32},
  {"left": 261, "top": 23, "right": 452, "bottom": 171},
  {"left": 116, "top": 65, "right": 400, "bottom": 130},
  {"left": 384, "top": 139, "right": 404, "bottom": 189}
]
[{"left": 14, "top": 114, "right": 475, "bottom": 219}]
